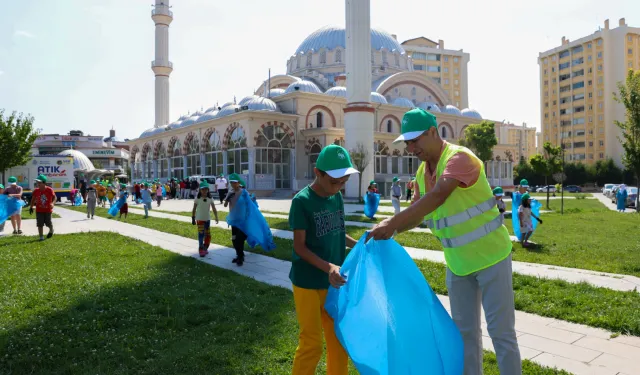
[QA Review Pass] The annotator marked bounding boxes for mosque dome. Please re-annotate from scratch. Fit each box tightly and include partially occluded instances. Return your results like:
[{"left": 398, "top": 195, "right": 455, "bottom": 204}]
[
  {"left": 370, "top": 92, "right": 388, "bottom": 104},
  {"left": 461, "top": 108, "right": 482, "bottom": 119},
  {"left": 325, "top": 86, "right": 347, "bottom": 98},
  {"left": 284, "top": 80, "right": 322, "bottom": 94},
  {"left": 243, "top": 96, "right": 279, "bottom": 111},
  {"left": 205, "top": 106, "right": 218, "bottom": 113},
  {"left": 176, "top": 114, "right": 200, "bottom": 129},
  {"left": 238, "top": 95, "right": 260, "bottom": 106},
  {"left": 295, "top": 26, "right": 405, "bottom": 55},
  {"left": 197, "top": 110, "right": 219, "bottom": 123},
  {"left": 178, "top": 114, "right": 189, "bottom": 121},
  {"left": 418, "top": 102, "right": 441, "bottom": 113},
  {"left": 443, "top": 105, "right": 462, "bottom": 116},
  {"left": 138, "top": 127, "right": 155, "bottom": 138},
  {"left": 217, "top": 104, "right": 241, "bottom": 118},
  {"left": 267, "top": 88, "right": 286, "bottom": 98},
  {"left": 392, "top": 97, "right": 415, "bottom": 108},
  {"left": 58, "top": 149, "right": 95, "bottom": 171},
  {"left": 220, "top": 102, "right": 235, "bottom": 109},
  {"left": 166, "top": 119, "right": 183, "bottom": 130}
]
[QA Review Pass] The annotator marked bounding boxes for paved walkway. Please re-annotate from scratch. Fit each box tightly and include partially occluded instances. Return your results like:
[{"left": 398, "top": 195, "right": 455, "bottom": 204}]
[
  {"left": 124, "top": 204, "right": 640, "bottom": 293},
  {"left": 593, "top": 193, "right": 635, "bottom": 213},
  {"left": 18, "top": 207, "right": 640, "bottom": 375}
]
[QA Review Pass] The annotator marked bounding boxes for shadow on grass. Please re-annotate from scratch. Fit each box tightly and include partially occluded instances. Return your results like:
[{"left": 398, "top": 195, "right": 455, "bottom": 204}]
[{"left": 0, "top": 233, "right": 301, "bottom": 375}]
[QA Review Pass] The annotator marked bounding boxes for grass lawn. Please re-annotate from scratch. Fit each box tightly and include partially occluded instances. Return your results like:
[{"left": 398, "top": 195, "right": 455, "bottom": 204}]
[
  {"left": 0, "top": 233, "right": 569, "bottom": 375},
  {"left": 18, "top": 206, "right": 61, "bottom": 220},
  {"left": 57, "top": 207, "right": 640, "bottom": 336},
  {"left": 528, "top": 192, "right": 593, "bottom": 198},
  {"left": 504, "top": 197, "right": 606, "bottom": 213}
]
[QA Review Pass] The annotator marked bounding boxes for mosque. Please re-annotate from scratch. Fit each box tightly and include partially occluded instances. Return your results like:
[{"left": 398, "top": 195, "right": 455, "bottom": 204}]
[{"left": 129, "top": 0, "right": 515, "bottom": 196}]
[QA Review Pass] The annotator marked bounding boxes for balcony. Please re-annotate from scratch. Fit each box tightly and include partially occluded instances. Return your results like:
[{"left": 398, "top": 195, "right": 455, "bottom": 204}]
[
  {"left": 152, "top": 8, "right": 173, "bottom": 17},
  {"left": 151, "top": 60, "right": 173, "bottom": 69}
]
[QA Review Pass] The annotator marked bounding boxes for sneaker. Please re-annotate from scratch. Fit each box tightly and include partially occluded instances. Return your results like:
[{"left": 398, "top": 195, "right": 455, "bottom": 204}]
[
  {"left": 199, "top": 249, "right": 206, "bottom": 257},
  {"left": 39, "top": 236, "right": 44, "bottom": 241},
  {"left": 17, "top": 230, "right": 22, "bottom": 235},
  {"left": 12, "top": 230, "right": 17, "bottom": 235},
  {"left": 91, "top": 216, "right": 94, "bottom": 220},
  {"left": 237, "top": 257, "right": 244, "bottom": 266},
  {"left": 47, "top": 229, "right": 54, "bottom": 239},
  {"left": 87, "top": 214, "right": 90, "bottom": 219},
  {"left": 232, "top": 257, "right": 238, "bottom": 264}
]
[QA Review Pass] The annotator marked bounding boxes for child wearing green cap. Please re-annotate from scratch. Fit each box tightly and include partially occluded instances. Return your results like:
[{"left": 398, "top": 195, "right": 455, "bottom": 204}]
[
  {"left": 118, "top": 186, "right": 129, "bottom": 220},
  {"left": 288, "top": 144, "right": 359, "bottom": 375},
  {"left": 29, "top": 174, "right": 56, "bottom": 241},
  {"left": 140, "top": 183, "right": 152, "bottom": 218},
  {"left": 86, "top": 180, "right": 98, "bottom": 219},
  {"left": 192, "top": 180, "right": 219, "bottom": 257},
  {"left": 493, "top": 187, "right": 506, "bottom": 219},
  {"left": 224, "top": 173, "right": 248, "bottom": 265},
  {"left": 518, "top": 193, "right": 542, "bottom": 247}
]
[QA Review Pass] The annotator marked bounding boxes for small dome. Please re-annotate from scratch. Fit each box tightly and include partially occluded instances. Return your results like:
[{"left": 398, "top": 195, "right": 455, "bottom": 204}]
[
  {"left": 244, "top": 96, "right": 279, "bottom": 111},
  {"left": 178, "top": 114, "right": 189, "bottom": 121},
  {"left": 238, "top": 95, "right": 260, "bottom": 106},
  {"left": 139, "top": 127, "right": 155, "bottom": 138},
  {"left": 220, "top": 102, "right": 234, "bottom": 108},
  {"left": 325, "top": 86, "right": 347, "bottom": 98},
  {"left": 295, "top": 26, "right": 405, "bottom": 55},
  {"left": 205, "top": 106, "right": 218, "bottom": 113},
  {"left": 197, "top": 110, "right": 219, "bottom": 123},
  {"left": 217, "top": 104, "right": 241, "bottom": 118},
  {"left": 267, "top": 88, "right": 286, "bottom": 98},
  {"left": 461, "top": 108, "right": 482, "bottom": 119},
  {"left": 176, "top": 114, "right": 200, "bottom": 129},
  {"left": 443, "top": 105, "right": 462, "bottom": 116},
  {"left": 58, "top": 149, "right": 95, "bottom": 171},
  {"left": 418, "top": 102, "right": 441, "bottom": 113},
  {"left": 284, "top": 80, "right": 322, "bottom": 94},
  {"left": 192, "top": 110, "right": 204, "bottom": 117},
  {"left": 392, "top": 97, "right": 415, "bottom": 108},
  {"left": 370, "top": 92, "right": 388, "bottom": 104},
  {"left": 166, "top": 119, "right": 183, "bottom": 130}
]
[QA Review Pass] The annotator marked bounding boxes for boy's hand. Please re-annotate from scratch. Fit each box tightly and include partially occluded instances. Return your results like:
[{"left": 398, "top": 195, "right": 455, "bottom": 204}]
[
  {"left": 538, "top": 219, "right": 543, "bottom": 224},
  {"left": 29, "top": 207, "right": 34, "bottom": 215},
  {"left": 191, "top": 216, "right": 196, "bottom": 225},
  {"left": 328, "top": 264, "right": 346, "bottom": 288}
]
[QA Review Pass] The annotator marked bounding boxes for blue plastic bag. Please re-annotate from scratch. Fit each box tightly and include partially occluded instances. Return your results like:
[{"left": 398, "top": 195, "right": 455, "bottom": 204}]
[
  {"left": 161, "top": 186, "right": 166, "bottom": 198},
  {"left": 226, "top": 189, "right": 275, "bottom": 251},
  {"left": 325, "top": 234, "right": 463, "bottom": 375},
  {"left": 0, "top": 195, "right": 25, "bottom": 224},
  {"left": 108, "top": 193, "right": 128, "bottom": 217},
  {"left": 74, "top": 194, "right": 83, "bottom": 206},
  {"left": 364, "top": 192, "right": 380, "bottom": 219},
  {"left": 511, "top": 192, "right": 541, "bottom": 241}
]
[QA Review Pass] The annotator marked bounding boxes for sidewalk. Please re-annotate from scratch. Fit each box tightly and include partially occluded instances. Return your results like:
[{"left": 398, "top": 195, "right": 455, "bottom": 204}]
[
  {"left": 125, "top": 204, "right": 640, "bottom": 293},
  {"left": 20, "top": 207, "right": 640, "bottom": 375}
]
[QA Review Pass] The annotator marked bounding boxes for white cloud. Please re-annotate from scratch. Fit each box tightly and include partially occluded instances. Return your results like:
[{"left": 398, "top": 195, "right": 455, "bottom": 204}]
[{"left": 14, "top": 30, "right": 35, "bottom": 39}]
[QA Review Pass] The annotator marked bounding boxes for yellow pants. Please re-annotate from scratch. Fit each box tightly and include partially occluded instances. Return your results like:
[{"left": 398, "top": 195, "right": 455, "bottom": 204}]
[{"left": 292, "top": 286, "right": 348, "bottom": 375}]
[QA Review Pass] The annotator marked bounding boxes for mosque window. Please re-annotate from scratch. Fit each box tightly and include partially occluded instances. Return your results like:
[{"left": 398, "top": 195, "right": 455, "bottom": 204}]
[
  {"left": 157, "top": 145, "right": 168, "bottom": 178},
  {"left": 382, "top": 51, "right": 388, "bottom": 64},
  {"left": 394, "top": 53, "right": 399, "bottom": 66},
  {"left": 308, "top": 143, "right": 322, "bottom": 177},
  {"left": 320, "top": 50, "right": 327, "bottom": 64},
  {"left": 185, "top": 136, "right": 201, "bottom": 177},
  {"left": 227, "top": 127, "right": 248, "bottom": 175},
  {"left": 255, "top": 124, "right": 293, "bottom": 189},
  {"left": 171, "top": 141, "right": 183, "bottom": 180},
  {"left": 205, "top": 132, "right": 223, "bottom": 176},
  {"left": 374, "top": 142, "right": 389, "bottom": 174},
  {"left": 411, "top": 87, "right": 416, "bottom": 96},
  {"left": 316, "top": 112, "right": 324, "bottom": 128},
  {"left": 335, "top": 49, "right": 342, "bottom": 63},
  {"left": 441, "top": 126, "right": 448, "bottom": 139},
  {"left": 306, "top": 53, "right": 312, "bottom": 67},
  {"left": 402, "top": 149, "right": 419, "bottom": 174},
  {"left": 387, "top": 120, "right": 393, "bottom": 133}
]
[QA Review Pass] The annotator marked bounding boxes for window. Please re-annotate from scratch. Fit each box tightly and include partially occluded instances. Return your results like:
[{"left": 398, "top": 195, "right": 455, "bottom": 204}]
[
  {"left": 560, "top": 85, "right": 571, "bottom": 93},
  {"left": 227, "top": 127, "right": 248, "bottom": 175},
  {"left": 444, "top": 79, "right": 449, "bottom": 84},
  {"left": 572, "top": 57, "right": 583, "bottom": 65},
  {"left": 630, "top": 61, "right": 634, "bottom": 68},
  {"left": 308, "top": 143, "right": 321, "bottom": 177},
  {"left": 573, "top": 93, "right": 584, "bottom": 101},
  {"left": 559, "top": 73, "right": 570, "bottom": 82},
  {"left": 629, "top": 49, "right": 633, "bottom": 55},
  {"left": 387, "top": 120, "right": 393, "bottom": 133},
  {"left": 572, "top": 81, "right": 584, "bottom": 89},
  {"left": 185, "top": 136, "right": 201, "bottom": 177},
  {"left": 574, "top": 106, "right": 584, "bottom": 113},
  {"left": 589, "top": 154, "right": 594, "bottom": 159},
  {"left": 374, "top": 142, "right": 389, "bottom": 174},
  {"left": 588, "top": 80, "right": 592, "bottom": 86},
  {"left": 553, "top": 100, "right": 557, "bottom": 105},
  {"left": 411, "top": 87, "right": 417, "bottom": 96},
  {"left": 576, "top": 129, "right": 585, "bottom": 136},
  {"left": 431, "top": 77, "right": 441, "bottom": 84},
  {"left": 454, "top": 79, "right": 459, "bottom": 85},
  {"left": 560, "top": 96, "right": 570, "bottom": 104},
  {"left": 545, "top": 102, "right": 549, "bottom": 108},
  {"left": 316, "top": 112, "right": 323, "bottom": 128},
  {"left": 573, "top": 117, "right": 585, "bottom": 125},
  {"left": 402, "top": 150, "right": 419, "bottom": 174},
  {"left": 544, "top": 69, "right": 548, "bottom": 75},
  {"left": 588, "top": 55, "right": 592, "bottom": 62},
  {"left": 441, "top": 126, "right": 448, "bottom": 139},
  {"left": 552, "top": 67, "right": 556, "bottom": 72},
  {"left": 552, "top": 55, "right": 557, "bottom": 61},
  {"left": 628, "top": 35, "right": 633, "bottom": 42},
  {"left": 588, "top": 67, "right": 592, "bottom": 73},
  {"left": 453, "top": 57, "right": 459, "bottom": 63},
  {"left": 427, "top": 66, "right": 440, "bottom": 72},
  {"left": 320, "top": 50, "right": 326, "bottom": 64},
  {"left": 306, "top": 53, "right": 312, "bottom": 67},
  {"left": 157, "top": 145, "right": 168, "bottom": 178},
  {"left": 599, "top": 140, "right": 604, "bottom": 146},
  {"left": 588, "top": 92, "right": 593, "bottom": 98},
  {"left": 454, "top": 68, "right": 459, "bottom": 74},
  {"left": 598, "top": 102, "right": 603, "bottom": 109},
  {"left": 598, "top": 115, "right": 604, "bottom": 121},
  {"left": 559, "top": 50, "right": 570, "bottom": 58},
  {"left": 205, "top": 132, "right": 223, "bottom": 176},
  {"left": 443, "top": 67, "right": 449, "bottom": 73},
  {"left": 574, "top": 154, "right": 586, "bottom": 160},
  {"left": 572, "top": 69, "right": 584, "bottom": 77},
  {"left": 587, "top": 43, "right": 592, "bottom": 48},
  {"left": 412, "top": 52, "right": 426, "bottom": 60},
  {"left": 588, "top": 105, "right": 593, "bottom": 110},
  {"left": 455, "top": 91, "right": 459, "bottom": 96},
  {"left": 599, "top": 153, "right": 604, "bottom": 159},
  {"left": 597, "top": 52, "right": 602, "bottom": 59},
  {"left": 574, "top": 142, "right": 585, "bottom": 148},
  {"left": 170, "top": 141, "right": 183, "bottom": 180},
  {"left": 597, "top": 39, "right": 602, "bottom": 46},
  {"left": 572, "top": 45, "right": 583, "bottom": 53},
  {"left": 335, "top": 49, "right": 342, "bottom": 63},
  {"left": 598, "top": 77, "right": 603, "bottom": 84},
  {"left": 413, "top": 64, "right": 425, "bottom": 71},
  {"left": 589, "top": 141, "right": 593, "bottom": 146},
  {"left": 382, "top": 51, "right": 388, "bottom": 64},
  {"left": 589, "top": 116, "right": 593, "bottom": 123},
  {"left": 559, "top": 62, "right": 570, "bottom": 70},
  {"left": 427, "top": 54, "right": 440, "bottom": 61},
  {"left": 255, "top": 125, "right": 293, "bottom": 189},
  {"left": 589, "top": 129, "right": 594, "bottom": 135},
  {"left": 598, "top": 89, "right": 603, "bottom": 97}
]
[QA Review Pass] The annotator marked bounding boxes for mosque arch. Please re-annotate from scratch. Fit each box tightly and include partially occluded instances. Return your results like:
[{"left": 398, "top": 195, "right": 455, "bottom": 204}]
[
  {"left": 225, "top": 124, "right": 248, "bottom": 175},
  {"left": 169, "top": 137, "right": 183, "bottom": 180},
  {"left": 460, "top": 125, "right": 469, "bottom": 138},
  {"left": 222, "top": 122, "right": 242, "bottom": 150},
  {"left": 254, "top": 122, "right": 294, "bottom": 189},
  {"left": 308, "top": 142, "right": 323, "bottom": 178},
  {"left": 379, "top": 114, "right": 401, "bottom": 133},
  {"left": 374, "top": 141, "right": 390, "bottom": 174},
  {"left": 204, "top": 129, "right": 223, "bottom": 176},
  {"left": 155, "top": 142, "right": 168, "bottom": 178},
  {"left": 305, "top": 105, "right": 336, "bottom": 129},
  {"left": 183, "top": 132, "right": 200, "bottom": 177},
  {"left": 439, "top": 122, "right": 454, "bottom": 140},
  {"left": 254, "top": 75, "right": 300, "bottom": 96},
  {"left": 141, "top": 143, "right": 152, "bottom": 179},
  {"left": 374, "top": 72, "right": 450, "bottom": 107}
]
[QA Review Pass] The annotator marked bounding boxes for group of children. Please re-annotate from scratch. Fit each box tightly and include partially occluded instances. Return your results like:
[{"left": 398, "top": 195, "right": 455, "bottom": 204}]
[{"left": 493, "top": 179, "right": 543, "bottom": 248}]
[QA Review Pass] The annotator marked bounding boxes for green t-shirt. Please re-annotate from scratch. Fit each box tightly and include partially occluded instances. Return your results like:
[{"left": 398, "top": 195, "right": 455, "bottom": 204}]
[{"left": 288, "top": 185, "right": 346, "bottom": 289}]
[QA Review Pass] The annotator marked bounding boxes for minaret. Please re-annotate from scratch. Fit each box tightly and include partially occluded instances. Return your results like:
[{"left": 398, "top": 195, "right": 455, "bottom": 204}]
[
  {"left": 151, "top": 0, "right": 173, "bottom": 127},
  {"left": 344, "top": 0, "right": 374, "bottom": 197}
]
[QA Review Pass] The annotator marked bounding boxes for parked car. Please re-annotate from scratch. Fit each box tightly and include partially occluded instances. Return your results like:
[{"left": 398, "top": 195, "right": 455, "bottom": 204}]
[
  {"left": 613, "top": 186, "right": 638, "bottom": 208},
  {"left": 603, "top": 183, "right": 618, "bottom": 197},
  {"left": 536, "top": 185, "right": 557, "bottom": 193},
  {"left": 564, "top": 185, "right": 582, "bottom": 193}
]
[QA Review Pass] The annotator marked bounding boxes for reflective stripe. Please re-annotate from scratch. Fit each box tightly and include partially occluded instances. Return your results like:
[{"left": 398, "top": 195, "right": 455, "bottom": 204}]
[
  {"left": 425, "top": 218, "right": 434, "bottom": 228},
  {"left": 433, "top": 197, "right": 498, "bottom": 230},
  {"left": 440, "top": 214, "right": 504, "bottom": 248}
]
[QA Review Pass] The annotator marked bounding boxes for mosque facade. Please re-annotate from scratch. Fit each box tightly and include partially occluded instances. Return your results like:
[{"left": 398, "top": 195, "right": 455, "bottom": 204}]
[{"left": 129, "top": 6, "right": 517, "bottom": 195}]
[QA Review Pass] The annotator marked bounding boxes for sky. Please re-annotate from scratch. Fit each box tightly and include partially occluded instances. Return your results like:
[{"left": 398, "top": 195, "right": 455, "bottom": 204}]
[{"left": 0, "top": 0, "right": 638, "bottom": 140}]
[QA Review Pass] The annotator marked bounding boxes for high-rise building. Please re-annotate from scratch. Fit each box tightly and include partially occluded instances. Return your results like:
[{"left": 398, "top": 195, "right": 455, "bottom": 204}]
[
  {"left": 538, "top": 18, "right": 640, "bottom": 166},
  {"left": 401, "top": 37, "right": 470, "bottom": 109},
  {"left": 496, "top": 122, "right": 537, "bottom": 162}
]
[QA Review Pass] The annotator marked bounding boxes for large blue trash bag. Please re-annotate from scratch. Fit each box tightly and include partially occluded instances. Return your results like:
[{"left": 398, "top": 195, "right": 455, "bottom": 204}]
[
  {"left": 161, "top": 186, "right": 166, "bottom": 198},
  {"left": 0, "top": 195, "right": 25, "bottom": 224},
  {"left": 226, "top": 189, "right": 276, "bottom": 251},
  {"left": 108, "top": 193, "right": 128, "bottom": 217},
  {"left": 325, "top": 234, "right": 463, "bottom": 375},
  {"left": 511, "top": 192, "right": 541, "bottom": 241},
  {"left": 74, "top": 193, "right": 83, "bottom": 206},
  {"left": 364, "top": 192, "right": 380, "bottom": 219}
]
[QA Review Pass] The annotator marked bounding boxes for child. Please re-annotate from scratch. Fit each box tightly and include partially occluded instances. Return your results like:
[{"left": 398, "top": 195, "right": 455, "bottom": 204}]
[
  {"left": 29, "top": 174, "right": 56, "bottom": 241},
  {"left": 493, "top": 186, "right": 506, "bottom": 218},
  {"left": 97, "top": 183, "right": 107, "bottom": 208},
  {"left": 118, "top": 184, "right": 129, "bottom": 220},
  {"left": 155, "top": 183, "right": 163, "bottom": 207},
  {"left": 107, "top": 184, "right": 116, "bottom": 207},
  {"left": 224, "top": 173, "right": 248, "bottom": 266},
  {"left": 140, "top": 183, "right": 152, "bottom": 218},
  {"left": 86, "top": 180, "right": 98, "bottom": 219},
  {"left": 191, "top": 181, "right": 219, "bottom": 257},
  {"left": 288, "top": 144, "right": 359, "bottom": 375},
  {"left": 367, "top": 180, "right": 379, "bottom": 194},
  {"left": 518, "top": 193, "right": 542, "bottom": 247}
]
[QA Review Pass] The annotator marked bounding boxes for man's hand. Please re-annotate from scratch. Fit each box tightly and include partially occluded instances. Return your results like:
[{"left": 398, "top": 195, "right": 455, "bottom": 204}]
[
  {"left": 191, "top": 216, "right": 196, "bottom": 225},
  {"left": 367, "top": 217, "right": 397, "bottom": 241},
  {"left": 328, "top": 264, "right": 346, "bottom": 289},
  {"left": 50, "top": 203, "right": 55, "bottom": 210},
  {"left": 29, "top": 207, "right": 34, "bottom": 215}
]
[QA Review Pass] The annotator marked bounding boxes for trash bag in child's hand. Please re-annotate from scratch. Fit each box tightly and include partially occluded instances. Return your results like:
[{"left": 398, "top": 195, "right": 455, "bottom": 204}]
[
  {"left": 0, "top": 195, "right": 25, "bottom": 224},
  {"left": 74, "top": 194, "right": 83, "bottom": 206},
  {"left": 511, "top": 195, "right": 541, "bottom": 241},
  {"left": 325, "top": 234, "right": 463, "bottom": 375},
  {"left": 364, "top": 192, "right": 380, "bottom": 219},
  {"left": 226, "top": 189, "right": 276, "bottom": 251},
  {"left": 108, "top": 194, "right": 128, "bottom": 217}
]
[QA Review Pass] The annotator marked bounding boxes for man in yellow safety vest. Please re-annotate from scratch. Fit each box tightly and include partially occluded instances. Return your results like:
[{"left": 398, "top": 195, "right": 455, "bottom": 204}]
[{"left": 369, "top": 108, "right": 521, "bottom": 375}]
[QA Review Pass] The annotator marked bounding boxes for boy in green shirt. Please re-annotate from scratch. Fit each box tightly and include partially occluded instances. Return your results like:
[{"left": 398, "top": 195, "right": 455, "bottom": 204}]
[{"left": 288, "top": 144, "right": 359, "bottom": 375}]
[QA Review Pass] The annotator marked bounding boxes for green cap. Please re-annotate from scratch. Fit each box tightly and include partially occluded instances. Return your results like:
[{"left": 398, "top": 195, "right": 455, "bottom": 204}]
[
  {"left": 228, "top": 173, "right": 246, "bottom": 187},
  {"left": 108, "top": 184, "right": 113, "bottom": 187},
  {"left": 144, "top": 183, "right": 150, "bottom": 187},
  {"left": 392, "top": 177, "right": 399, "bottom": 183},
  {"left": 369, "top": 180, "right": 376, "bottom": 185},
  {"left": 90, "top": 180, "right": 96, "bottom": 184},
  {"left": 35, "top": 174, "right": 47, "bottom": 183},
  {"left": 0, "top": 184, "right": 4, "bottom": 189},
  {"left": 8, "top": 176, "right": 17, "bottom": 184},
  {"left": 522, "top": 193, "right": 531, "bottom": 201},
  {"left": 315, "top": 144, "right": 359, "bottom": 178},
  {"left": 199, "top": 180, "right": 210, "bottom": 189},
  {"left": 520, "top": 179, "right": 529, "bottom": 187},
  {"left": 120, "top": 184, "right": 126, "bottom": 189},
  {"left": 493, "top": 187, "right": 504, "bottom": 196},
  {"left": 393, "top": 108, "right": 438, "bottom": 143}
]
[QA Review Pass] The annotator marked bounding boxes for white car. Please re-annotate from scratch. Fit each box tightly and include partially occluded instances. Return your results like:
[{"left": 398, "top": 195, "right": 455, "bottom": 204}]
[
  {"left": 602, "top": 183, "right": 617, "bottom": 198},
  {"left": 536, "top": 185, "right": 557, "bottom": 193}
]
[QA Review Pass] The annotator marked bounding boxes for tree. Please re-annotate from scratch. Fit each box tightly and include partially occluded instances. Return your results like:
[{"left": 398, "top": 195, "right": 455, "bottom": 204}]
[
  {"left": 458, "top": 121, "right": 498, "bottom": 162},
  {"left": 529, "top": 142, "right": 562, "bottom": 209},
  {"left": 349, "top": 142, "right": 371, "bottom": 202},
  {"left": 0, "top": 110, "right": 39, "bottom": 183},
  {"left": 614, "top": 69, "right": 640, "bottom": 211}
]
